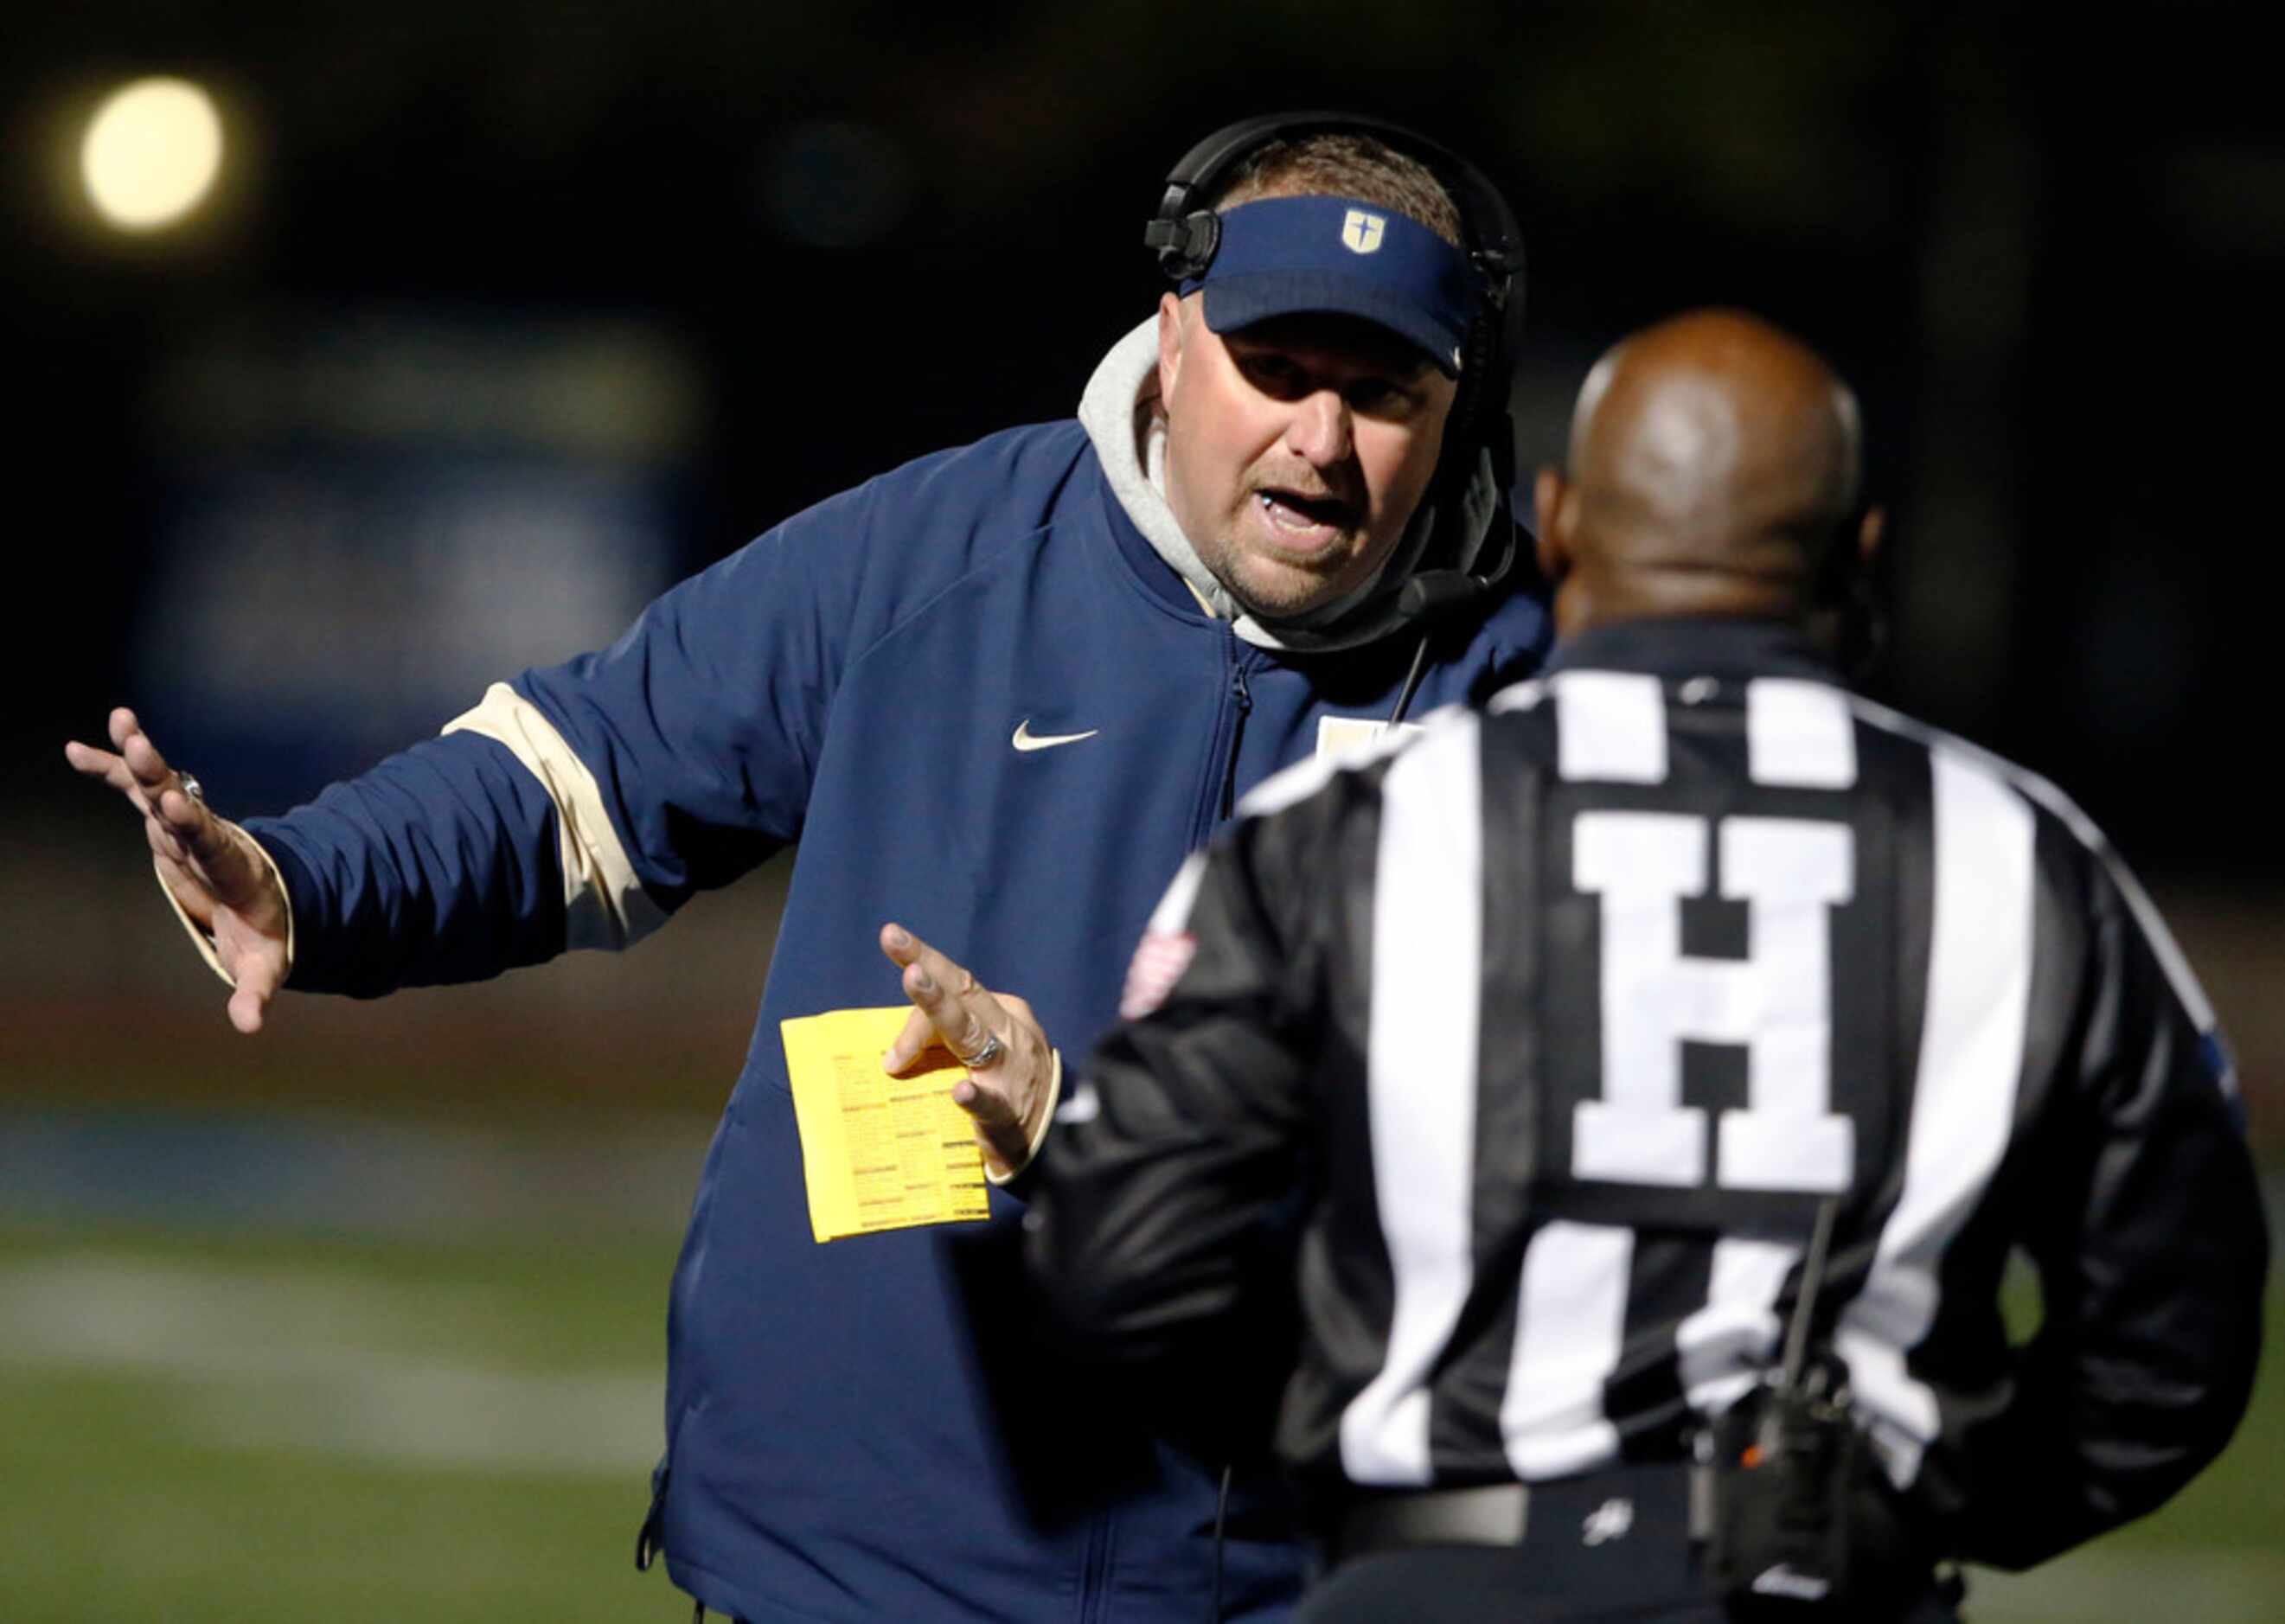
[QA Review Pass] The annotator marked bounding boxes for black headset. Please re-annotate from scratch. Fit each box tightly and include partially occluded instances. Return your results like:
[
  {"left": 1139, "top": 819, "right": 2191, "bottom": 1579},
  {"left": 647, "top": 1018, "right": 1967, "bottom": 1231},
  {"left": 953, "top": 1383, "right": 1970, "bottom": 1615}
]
[{"left": 1144, "top": 111, "right": 1529, "bottom": 628}]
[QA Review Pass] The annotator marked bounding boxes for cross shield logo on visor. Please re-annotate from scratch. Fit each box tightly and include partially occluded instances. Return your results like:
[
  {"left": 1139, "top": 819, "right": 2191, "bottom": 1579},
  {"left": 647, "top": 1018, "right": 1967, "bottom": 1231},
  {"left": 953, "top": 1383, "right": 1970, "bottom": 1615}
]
[{"left": 1341, "top": 208, "right": 1386, "bottom": 254}]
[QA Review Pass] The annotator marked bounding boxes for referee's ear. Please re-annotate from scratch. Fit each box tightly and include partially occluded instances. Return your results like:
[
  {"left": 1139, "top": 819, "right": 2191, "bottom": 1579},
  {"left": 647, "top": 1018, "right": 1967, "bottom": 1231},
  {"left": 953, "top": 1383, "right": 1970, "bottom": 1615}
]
[
  {"left": 1857, "top": 506, "right": 1886, "bottom": 569},
  {"left": 1533, "top": 465, "right": 1576, "bottom": 587}
]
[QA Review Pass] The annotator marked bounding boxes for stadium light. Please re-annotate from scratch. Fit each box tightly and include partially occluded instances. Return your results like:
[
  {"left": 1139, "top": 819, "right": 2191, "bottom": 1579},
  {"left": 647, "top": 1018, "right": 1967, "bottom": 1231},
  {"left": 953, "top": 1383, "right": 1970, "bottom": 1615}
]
[{"left": 80, "top": 77, "right": 224, "bottom": 233}]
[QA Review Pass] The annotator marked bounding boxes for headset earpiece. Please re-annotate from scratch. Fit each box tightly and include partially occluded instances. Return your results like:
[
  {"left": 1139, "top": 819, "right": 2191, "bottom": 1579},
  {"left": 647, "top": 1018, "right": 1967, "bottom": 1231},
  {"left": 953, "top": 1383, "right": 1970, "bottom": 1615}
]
[{"left": 1142, "top": 207, "right": 1221, "bottom": 283}]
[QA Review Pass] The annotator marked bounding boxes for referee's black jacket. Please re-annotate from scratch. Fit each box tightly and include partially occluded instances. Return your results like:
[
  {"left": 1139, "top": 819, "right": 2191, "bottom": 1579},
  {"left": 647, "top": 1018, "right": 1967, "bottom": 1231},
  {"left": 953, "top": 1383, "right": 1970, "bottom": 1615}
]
[{"left": 1026, "top": 617, "right": 2267, "bottom": 1573}]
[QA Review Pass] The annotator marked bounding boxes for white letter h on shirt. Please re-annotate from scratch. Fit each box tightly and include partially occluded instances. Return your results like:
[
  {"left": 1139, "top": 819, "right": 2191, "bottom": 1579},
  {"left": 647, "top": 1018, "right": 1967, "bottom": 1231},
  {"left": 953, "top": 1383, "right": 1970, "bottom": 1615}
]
[{"left": 1571, "top": 812, "right": 1855, "bottom": 1192}]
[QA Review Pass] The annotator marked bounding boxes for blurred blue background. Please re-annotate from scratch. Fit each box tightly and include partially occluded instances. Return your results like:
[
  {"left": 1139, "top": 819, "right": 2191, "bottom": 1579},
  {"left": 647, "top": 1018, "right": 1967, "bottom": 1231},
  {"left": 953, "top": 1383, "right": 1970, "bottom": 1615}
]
[{"left": 4, "top": 3, "right": 2279, "bottom": 1619}]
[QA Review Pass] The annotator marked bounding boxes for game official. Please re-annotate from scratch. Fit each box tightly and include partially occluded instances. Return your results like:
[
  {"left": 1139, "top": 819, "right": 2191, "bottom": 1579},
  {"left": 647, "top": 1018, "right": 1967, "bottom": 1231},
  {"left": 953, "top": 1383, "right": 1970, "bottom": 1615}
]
[{"left": 1023, "top": 310, "right": 2269, "bottom": 1621}]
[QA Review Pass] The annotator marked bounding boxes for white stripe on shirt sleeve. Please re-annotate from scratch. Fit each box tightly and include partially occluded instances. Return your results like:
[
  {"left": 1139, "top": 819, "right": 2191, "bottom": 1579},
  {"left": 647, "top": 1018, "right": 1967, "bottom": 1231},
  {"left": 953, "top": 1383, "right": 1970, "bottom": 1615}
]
[
  {"left": 1556, "top": 671, "right": 1668, "bottom": 783},
  {"left": 1338, "top": 717, "right": 1484, "bottom": 1486},
  {"left": 1502, "top": 1221, "right": 1631, "bottom": 1479},
  {"left": 1747, "top": 678, "right": 1858, "bottom": 788},
  {"left": 1838, "top": 745, "right": 2034, "bottom": 1485}
]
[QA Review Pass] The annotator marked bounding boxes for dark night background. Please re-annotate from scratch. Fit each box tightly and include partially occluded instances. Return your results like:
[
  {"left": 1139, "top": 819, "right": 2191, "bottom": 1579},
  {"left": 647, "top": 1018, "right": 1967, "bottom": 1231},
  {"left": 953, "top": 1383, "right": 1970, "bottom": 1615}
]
[
  {"left": 7, "top": 2, "right": 2279, "bottom": 1094},
  {"left": 10, "top": 3, "right": 2277, "bottom": 859},
  {"left": 1, "top": 6, "right": 2279, "bottom": 1619}
]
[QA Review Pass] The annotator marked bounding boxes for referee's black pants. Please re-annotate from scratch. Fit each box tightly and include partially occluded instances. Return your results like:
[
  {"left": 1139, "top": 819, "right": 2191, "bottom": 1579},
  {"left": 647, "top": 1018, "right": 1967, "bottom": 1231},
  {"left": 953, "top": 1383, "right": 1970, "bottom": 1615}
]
[{"left": 1303, "top": 1549, "right": 1962, "bottom": 1622}]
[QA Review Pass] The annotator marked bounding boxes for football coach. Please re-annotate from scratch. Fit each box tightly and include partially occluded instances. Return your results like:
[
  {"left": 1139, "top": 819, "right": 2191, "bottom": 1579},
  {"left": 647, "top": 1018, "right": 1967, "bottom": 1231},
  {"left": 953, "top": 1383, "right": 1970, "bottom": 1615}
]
[{"left": 70, "top": 114, "right": 1550, "bottom": 1621}]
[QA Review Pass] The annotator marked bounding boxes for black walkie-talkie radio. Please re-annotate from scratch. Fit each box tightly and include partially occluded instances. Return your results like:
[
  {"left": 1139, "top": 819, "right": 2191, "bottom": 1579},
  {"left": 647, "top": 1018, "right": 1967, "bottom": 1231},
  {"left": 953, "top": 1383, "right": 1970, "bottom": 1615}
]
[{"left": 1699, "top": 1199, "right": 1936, "bottom": 1620}]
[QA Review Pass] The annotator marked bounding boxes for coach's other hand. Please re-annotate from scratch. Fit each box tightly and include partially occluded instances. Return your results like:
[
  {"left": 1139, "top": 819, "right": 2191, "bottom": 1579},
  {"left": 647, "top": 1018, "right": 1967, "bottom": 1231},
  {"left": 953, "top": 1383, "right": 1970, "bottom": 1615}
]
[
  {"left": 65, "top": 707, "right": 290, "bottom": 1034},
  {"left": 879, "top": 923, "right": 1055, "bottom": 1180}
]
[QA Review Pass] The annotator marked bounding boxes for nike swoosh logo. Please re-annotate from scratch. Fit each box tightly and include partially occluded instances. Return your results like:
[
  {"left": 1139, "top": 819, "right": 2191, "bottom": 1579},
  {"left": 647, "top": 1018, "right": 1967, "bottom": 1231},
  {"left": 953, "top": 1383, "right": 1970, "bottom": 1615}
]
[{"left": 1012, "top": 720, "right": 1100, "bottom": 752}]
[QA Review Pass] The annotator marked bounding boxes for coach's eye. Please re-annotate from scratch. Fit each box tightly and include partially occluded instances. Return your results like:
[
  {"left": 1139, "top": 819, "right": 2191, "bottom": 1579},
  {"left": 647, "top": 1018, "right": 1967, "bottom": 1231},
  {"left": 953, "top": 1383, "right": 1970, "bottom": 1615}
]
[
  {"left": 1237, "top": 352, "right": 1311, "bottom": 399},
  {"left": 1346, "top": 377, "right": 1423, "bottom": 420}
]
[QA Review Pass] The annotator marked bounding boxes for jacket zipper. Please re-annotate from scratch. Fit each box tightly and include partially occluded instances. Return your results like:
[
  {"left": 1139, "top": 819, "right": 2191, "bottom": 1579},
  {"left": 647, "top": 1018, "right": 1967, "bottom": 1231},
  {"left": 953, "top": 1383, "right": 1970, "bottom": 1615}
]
[
  {"left": 1217, "top": 655, "right": 1254, "bottom": 822},
  {"left": 1078, "top": 1507, "right": 1114, "bottom": 1624},
  {"left": 1186, "top": 631, "right": 1242, "bottom": 851}
]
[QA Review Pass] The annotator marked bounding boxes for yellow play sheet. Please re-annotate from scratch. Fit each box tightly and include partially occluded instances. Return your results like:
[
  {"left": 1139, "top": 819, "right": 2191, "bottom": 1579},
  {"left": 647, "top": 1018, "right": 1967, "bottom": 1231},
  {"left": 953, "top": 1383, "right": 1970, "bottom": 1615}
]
[{"left": 781, "top": 1007, "right": 991, "bottom": 1243}]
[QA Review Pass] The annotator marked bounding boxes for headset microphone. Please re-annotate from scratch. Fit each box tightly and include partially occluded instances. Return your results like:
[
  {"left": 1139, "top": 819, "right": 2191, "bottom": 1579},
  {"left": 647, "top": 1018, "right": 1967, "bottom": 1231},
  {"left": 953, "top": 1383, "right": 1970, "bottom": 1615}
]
[
  {"left": 1399, "top": 563, "right": 1498, "bottom": 624},
  {"left": 1386, "top": 538, "right": 1520, "bottom": 727}
]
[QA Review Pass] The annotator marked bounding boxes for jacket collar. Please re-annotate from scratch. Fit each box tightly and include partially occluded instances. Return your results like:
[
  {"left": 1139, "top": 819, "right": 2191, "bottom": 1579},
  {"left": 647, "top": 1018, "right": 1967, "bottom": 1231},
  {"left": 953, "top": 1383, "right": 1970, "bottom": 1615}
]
[
  {"left": 1095, "top": 435, "right": 1215, "bottom": 619},
  {"left": 1542, "top": 617, "right": 1840, "bottom": 684}
]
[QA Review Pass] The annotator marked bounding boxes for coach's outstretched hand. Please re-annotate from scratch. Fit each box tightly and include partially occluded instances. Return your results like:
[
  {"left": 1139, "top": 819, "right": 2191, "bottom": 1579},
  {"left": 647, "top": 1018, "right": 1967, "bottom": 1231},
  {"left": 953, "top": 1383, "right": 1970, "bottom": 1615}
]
[
  {"left": 880, "top": 923, "right": 1055, "bottom": 1180},
  {"left": 65, "top": 707, "right": 290, "bottom": 1035}
]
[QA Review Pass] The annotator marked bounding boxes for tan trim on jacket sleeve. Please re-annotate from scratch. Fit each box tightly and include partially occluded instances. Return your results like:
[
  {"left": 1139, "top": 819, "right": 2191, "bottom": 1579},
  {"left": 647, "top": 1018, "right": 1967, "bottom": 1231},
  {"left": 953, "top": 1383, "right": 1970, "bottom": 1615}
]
[
  {"left": 153, "top": 823, "right": 296, "bottom": 987},
  {"left": 985, "top": 1048, "right": 1063, "bottom": 1186},
  {"left": 443, "top": 681, "right": 667, "bottom": 951}
]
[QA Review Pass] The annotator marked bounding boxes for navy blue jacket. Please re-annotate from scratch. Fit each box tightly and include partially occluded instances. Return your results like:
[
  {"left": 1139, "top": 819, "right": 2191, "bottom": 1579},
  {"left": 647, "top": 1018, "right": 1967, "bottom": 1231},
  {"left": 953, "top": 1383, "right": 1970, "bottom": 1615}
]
[{"left": 246, "top": 419, "right": 1552, "bottom": 1621}]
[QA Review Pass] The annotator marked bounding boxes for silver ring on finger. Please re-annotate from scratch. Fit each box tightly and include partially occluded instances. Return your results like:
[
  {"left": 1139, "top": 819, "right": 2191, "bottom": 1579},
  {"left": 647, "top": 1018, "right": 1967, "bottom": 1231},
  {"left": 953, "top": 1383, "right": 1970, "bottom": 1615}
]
[
  {"left": 956, "top": 1033, "right": 1004, "bottom": 1071},
  {"left": 178, "top": 774, "right": 205, "bottom": 805}
]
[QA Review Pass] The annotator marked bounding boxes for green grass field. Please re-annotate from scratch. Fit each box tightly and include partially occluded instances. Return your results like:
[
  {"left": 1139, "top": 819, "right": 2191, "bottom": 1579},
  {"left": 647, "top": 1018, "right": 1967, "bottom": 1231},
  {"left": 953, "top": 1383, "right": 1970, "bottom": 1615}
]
[
  {"left": 3, "top": 1218, "right": 2278, "bottom": 1622},
  {"left": 0, "top": 1224, "right": 676, "bottom": 1623}
]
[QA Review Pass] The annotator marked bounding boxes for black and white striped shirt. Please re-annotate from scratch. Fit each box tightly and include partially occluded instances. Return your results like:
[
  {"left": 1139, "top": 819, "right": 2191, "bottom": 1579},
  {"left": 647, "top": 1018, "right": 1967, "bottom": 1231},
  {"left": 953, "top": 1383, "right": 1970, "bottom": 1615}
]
[{"left": 1027, "top": 618, "right": 2266, "bottom": 1572}]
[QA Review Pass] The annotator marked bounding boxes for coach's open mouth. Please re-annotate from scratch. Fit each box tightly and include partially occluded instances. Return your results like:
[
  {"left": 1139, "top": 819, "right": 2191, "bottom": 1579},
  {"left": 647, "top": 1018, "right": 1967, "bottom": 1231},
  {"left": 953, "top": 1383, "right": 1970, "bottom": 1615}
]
[{"left": 1256, "top": 487, "right": 1357, "bottom": 538}]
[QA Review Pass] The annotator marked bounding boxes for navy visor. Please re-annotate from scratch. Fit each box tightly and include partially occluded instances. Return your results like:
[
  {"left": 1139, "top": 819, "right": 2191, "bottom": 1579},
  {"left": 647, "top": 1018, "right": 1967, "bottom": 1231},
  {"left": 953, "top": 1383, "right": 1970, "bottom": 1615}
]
[{"left": 1181, "top": 195, "right": 1474, "bottom": 376}]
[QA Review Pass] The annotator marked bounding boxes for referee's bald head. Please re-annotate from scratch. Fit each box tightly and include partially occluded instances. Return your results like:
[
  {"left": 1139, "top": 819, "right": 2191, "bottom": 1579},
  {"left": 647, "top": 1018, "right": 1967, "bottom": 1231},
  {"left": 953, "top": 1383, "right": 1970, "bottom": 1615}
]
[{"left": 1534, "top": 309, "right": 1879, "bottom": 641}]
